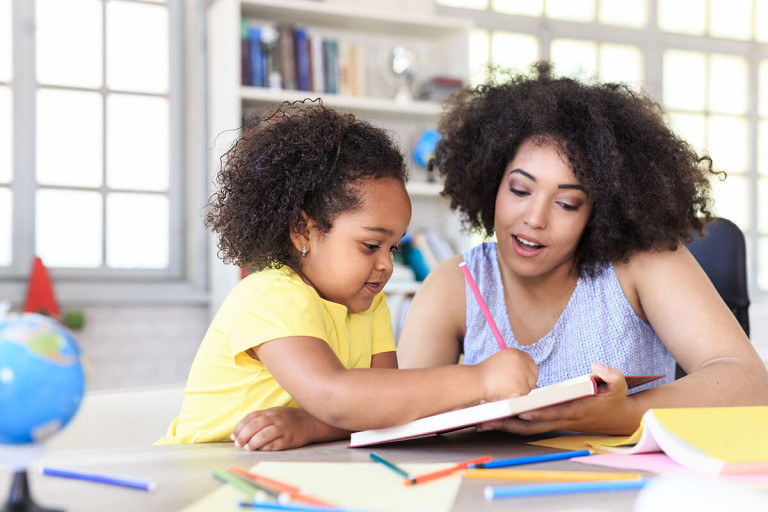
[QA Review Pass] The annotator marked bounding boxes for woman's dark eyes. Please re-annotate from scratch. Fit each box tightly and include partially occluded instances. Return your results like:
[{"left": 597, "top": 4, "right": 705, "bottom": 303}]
[
  {"left": 363, "top": 243, "right": 380, "bottom": 250},
  {"left": 510, "top": 187, "right": 528, "bottom": 196}
]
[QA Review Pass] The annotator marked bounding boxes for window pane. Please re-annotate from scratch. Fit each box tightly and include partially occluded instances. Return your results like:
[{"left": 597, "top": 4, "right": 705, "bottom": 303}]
[
  {"left": 760, "top": 60, "right": 768, "bottom": 118},
  {"left": 491, "top": 33, "right": 538, "bottom": 75},
  {"left": 0, "top": 0, "right": 10, "bottom": 82},
  {"left": 0, "top": 187, "right": 10, "bottom": 266},
  {"left": 707, "top": 116, "right": 748, "bottom": 173},
  {"left": 759, "top": 178, "right": 768, "bottom": 234},
  {"left": 436, "top": 0, "right": 489, "bottom": 9},
  {"left": 598, "top": 0, "right": 646, "bottom": 28},
  {"left": 106, "top": 1, "right": 169, "bottom": 93},
  {"left": 546, "top": 0, "right": 595, "bottom": 22},
  {"left": 0, "top": 86, "right": 10, "bottom": 183},
  {"left": 710, "top": 174, "right": 749, "bottom": 229},
  {"left": 36, "top": 189, "right": 102, "bottom": 268},
  {"left": 668, "top": 112, "right": 706, "bottom": 153},
  {"left": 493, "top": 0, "right": 543, "bottom": 16},
  {"left": 709, "top": 0, "right": 752, "bottom": 40},
  {"left": 107, "top": 94, "right": 169, "bottom": 191},
  {"left": 106, "top": 193, "right": 168, "bottom": 269},
  {"left": 469, "top": 29, "right": 490, "bottom": 85},
  {"left": 36, "top": 0, "right": 102, "bottom": 88},
  {"left": 663, "top": 50, "right": 705, "bottom": 111},
  {"left": 37, "top": 89, "right": 103, "bottom": 187},
  {"left": 551, "top": 39, "right": 597, "bottom": 80},
  {"left": 599, "top": 44, "right": 643, "bottom": 86},
  {"left": 708, "top": 55, "right": 747, "bottom": 115},
  {"left": 658, "top": 0, "right": 705, "bottom": 35},
  {"left": 758, "top": 0, "right": 768, "bottom": 43},
  {"left": 759, "top": 120, "right": 768, "bottom": 176}
]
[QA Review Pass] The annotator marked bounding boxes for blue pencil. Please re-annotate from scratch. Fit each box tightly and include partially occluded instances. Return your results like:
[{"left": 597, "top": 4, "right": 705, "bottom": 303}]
[
  {"left": 40, "top": 467, "right": 155, "bottom": 491},
  {"left": 369, "top": 452, "right": 415, "bottom": 482},
  {"left": 239, "top": 500, "right": 377, "bottom": 512},
  {"left": 484, "top": 478, "right": 652, "bottom": 499},
  {"left": 468, "top": 449, "right": 593, "bottom": 469}
]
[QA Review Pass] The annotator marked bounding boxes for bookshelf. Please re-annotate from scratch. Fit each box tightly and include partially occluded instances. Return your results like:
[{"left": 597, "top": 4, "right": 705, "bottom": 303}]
[{"left": 207, "top": 0, "right": 473, "bottom": 321}]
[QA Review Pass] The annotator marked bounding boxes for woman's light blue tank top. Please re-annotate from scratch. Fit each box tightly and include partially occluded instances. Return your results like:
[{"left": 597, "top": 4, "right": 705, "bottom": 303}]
[{"left": 462, "top": 243, "right": 676, "bottom": 391}]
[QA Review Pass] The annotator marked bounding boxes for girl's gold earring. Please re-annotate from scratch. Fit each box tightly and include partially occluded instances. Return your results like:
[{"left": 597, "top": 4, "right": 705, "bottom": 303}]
[{"left": 301, "top": 246, "right": 307, "bottom": 257}]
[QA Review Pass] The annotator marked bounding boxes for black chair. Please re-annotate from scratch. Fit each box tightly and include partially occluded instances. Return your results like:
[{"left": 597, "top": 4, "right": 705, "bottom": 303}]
[{"left": 676, "top": 217, "right": 750, "bottom": 379}]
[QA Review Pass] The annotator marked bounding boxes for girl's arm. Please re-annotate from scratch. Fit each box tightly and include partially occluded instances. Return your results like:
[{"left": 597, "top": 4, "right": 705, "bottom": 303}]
[
  {"left": 481, "top": 245, "right": 768, "bottom": 435},
  {"left": 397, "top": 254, "right": 467, "bottom": 368},
  {"left": 255, "top": 333, "right": 537, "bottom": 431},
  {"left": 231, "top": 351, "right": 398, "bottom": 451}
]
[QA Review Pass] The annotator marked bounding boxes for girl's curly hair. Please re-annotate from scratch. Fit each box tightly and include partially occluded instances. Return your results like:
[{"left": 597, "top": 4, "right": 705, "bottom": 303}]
[
  {"left": 435, "top": 61, "right": 721, "bottom": 276},
  {"left": 205, "top": 100, "right": 408, "bottom": 271}
]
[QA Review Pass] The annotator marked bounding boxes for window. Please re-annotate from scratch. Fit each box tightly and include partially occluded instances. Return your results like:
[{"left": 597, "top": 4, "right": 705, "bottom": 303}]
[
  {"left": 438, "top": 0, "right": 768, "bottom": 296},
  {"left": 1, "top": 0, "right": 206, "bottom": 304}
]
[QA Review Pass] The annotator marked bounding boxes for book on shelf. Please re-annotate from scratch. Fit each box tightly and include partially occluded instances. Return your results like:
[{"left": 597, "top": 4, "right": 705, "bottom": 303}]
[
  {"left": 591, "top": 406, "right": 768, "bottom": 476},
  {"left": 349, "top": 374, "right": 663, "bottom": 448},
  {"left": 240, "top": 18, "right": 367, "bottom": 98}
]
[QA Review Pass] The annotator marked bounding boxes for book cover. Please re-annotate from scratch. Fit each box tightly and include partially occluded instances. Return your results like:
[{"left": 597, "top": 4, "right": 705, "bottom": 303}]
[
  {"left": 247, "top": 24, "right": 264, "bottom": 88},
  {"left": 349, "top": 375, "right": 662, "bottom": 448},
  {"left": 240, "top": 19, "right": 250, "bottom": 86},
  {"left": 593, "top": 407, "right": 768, "bottom": 475},
  {"left": 293, "top": 27, "right": 311, "bottom": 92},
  {"left": 277, "top": 24, "right": 297, "bottom": 91}
]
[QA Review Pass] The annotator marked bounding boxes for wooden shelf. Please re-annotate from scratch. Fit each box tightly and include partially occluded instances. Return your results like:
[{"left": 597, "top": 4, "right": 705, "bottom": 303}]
[
  {"left": 240, "top": 87, "right": 444, "bottom": 119},
  {"left": 241, "top": 0, "right": 471, "bottom": 37}
]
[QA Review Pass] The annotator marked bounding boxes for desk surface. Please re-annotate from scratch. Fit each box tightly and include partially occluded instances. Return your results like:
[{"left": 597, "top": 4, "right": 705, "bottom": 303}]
[{"left": 1, "top": 430, "right": 648, "bottom": 512}]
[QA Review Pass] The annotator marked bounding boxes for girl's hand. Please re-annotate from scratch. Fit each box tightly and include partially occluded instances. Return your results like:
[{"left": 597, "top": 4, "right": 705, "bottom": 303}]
[
  {"left": 231, "top": 407, "right": 348, "bottom": 451},
  {"left": 477, "top": 363, "right": 637, "bottom": 435},
  {"left": 477, "top": 348, "right": 539, "bottom": 402}
]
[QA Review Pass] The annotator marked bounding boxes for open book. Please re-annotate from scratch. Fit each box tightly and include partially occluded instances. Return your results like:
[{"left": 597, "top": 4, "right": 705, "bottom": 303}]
[
  {"left": 592, "top": 407, "right": 768, "bottom": 476},
  {"left": 349, "top": 374, "right": 662, "bottom": 448}
]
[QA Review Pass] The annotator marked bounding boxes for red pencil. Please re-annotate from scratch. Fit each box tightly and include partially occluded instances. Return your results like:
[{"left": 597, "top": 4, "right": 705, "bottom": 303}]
[
  {"left": 404, "top": 455, "right": 493, "bottom": 486},
  {"left": 226, "top": 465, "right": 336, "bottom": 507}
]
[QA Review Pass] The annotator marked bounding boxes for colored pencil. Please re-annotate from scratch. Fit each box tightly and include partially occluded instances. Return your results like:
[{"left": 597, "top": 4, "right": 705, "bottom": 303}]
[
  {"left": 459, "top": 262, "right": 506, "bottom": 350},
  {"left": 484, "top": 478, "right": 652, "bottom": 499},
  {"left": 212, "top": 467, "right": 272, "bottom": 502},
  {"left": 227, "top": 465, "right": 336, "bottom": 507},
  {"left": 369, "top": 452, "right": 414, "bottom": 482},
  {"left": 462, "top": 468, "right": 643, "bottom": 482},
  {"left": 40, "top": 467, "right": 155, "bottom": 491},
  {"left": 404, "top": 455, "right": 492, "bottom": 486},
  {"left": 239, "top": 501, "right": 376, "bottom": 512},
  {"left": 468, "top": 449, "right": 593, "bottom": 469}
]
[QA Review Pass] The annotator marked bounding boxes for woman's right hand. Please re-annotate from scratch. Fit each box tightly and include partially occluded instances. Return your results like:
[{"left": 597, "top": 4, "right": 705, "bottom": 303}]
[{"left": 477, "top": 348, "right": 538, "bottom": 402}]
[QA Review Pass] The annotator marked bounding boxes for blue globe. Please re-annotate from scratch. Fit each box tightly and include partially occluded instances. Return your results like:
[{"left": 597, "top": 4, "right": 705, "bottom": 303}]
[
  {"left": 0, "top": 313, "right": 86, "bottom": 445},
  {"left": 411, "top": 129, "right": 441, "bottom": 169}
]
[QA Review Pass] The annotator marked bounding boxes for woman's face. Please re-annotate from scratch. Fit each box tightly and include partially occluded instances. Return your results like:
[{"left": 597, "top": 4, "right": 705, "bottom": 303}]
[{"left": 494, "top": 137, "right": 593, "bottom": 280}]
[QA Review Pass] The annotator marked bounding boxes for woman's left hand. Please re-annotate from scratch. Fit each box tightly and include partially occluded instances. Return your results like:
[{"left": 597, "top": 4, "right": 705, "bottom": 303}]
[{"left": 476, "top": 363, "right": 638, "bottom": 436}]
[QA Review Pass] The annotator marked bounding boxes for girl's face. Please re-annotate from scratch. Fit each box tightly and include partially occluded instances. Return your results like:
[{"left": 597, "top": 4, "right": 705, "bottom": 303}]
[
  {"left": 494, "top": 137, "right": 593, "bottom": 280},
  {"left": 299, "top": 177, "right": 412, "bottom": 313}
]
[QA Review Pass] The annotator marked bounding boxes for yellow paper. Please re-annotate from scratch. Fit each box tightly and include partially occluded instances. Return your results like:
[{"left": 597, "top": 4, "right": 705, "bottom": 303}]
[
  {"left": 528, "top": 434, "right": 616, "bottom": 453},
  {"left": 181, "top": 462, "right": 462, "bottom": 512}
]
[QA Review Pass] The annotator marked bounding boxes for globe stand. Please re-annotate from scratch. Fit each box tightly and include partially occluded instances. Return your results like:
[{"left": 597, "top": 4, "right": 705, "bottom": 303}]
[{"left": 3, "top": 469, "right": 62, "bottom": 512}]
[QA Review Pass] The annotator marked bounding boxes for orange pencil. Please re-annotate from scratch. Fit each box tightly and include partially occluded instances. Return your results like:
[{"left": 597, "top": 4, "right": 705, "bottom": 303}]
[
  {"left": 404, "top": 455, "right": 493, "bottom": 486},
  {"left": 461, "top": 468, "right": 644, "bottom": 482},
  {"left": 226, "top": 465, "right": 336, "bottom": 507}
]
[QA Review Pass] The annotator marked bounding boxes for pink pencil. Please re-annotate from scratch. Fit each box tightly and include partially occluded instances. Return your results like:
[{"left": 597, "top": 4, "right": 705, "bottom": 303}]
[{"left": 459, "top": 261, "right": 506, "bottom": 351}]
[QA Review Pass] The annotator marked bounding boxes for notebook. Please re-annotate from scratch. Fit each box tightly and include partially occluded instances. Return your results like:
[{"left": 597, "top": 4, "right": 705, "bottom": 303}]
[{"left": 349, "top": 374, "right": 662, "bottom": 447}]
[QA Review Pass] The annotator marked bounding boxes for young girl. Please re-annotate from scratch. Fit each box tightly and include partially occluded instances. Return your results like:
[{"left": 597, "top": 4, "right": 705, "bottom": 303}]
[
  {"left": 397, "top": 63, "right": 768, "bottom": 436},
  {"left": 157, "top": 102, "right": 537, "bottom": 450}
]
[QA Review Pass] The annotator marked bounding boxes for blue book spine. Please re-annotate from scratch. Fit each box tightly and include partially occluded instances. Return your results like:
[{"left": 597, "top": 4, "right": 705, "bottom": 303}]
[
  {"left": 248, "top": 26, "right": 264, "bottom": 88},
  {"left": 293, "top": 27, "right": 311, "bottom": 92}
]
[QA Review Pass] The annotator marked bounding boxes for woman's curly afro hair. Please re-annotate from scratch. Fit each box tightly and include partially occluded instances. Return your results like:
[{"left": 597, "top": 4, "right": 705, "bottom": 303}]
[
  {"left": 205, "top": 100, "right": 408, "bottom": 272},
  {"left": 435, "top": 61, "right": 721, "bottom": 277}
]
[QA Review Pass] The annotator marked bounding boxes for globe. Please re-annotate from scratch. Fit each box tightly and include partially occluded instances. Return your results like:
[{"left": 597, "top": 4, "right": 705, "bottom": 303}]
[
  {"left": 411, "top": 129, "right": 441, "bottom": 169},
  {"left": 0, "top": 313, "right": 86, "bottom": 445}
]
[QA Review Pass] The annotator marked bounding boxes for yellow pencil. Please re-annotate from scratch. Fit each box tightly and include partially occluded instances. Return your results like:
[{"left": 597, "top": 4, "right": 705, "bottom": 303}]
[{"left": 461, "top": 469, "right": 643, "bottom": 482}]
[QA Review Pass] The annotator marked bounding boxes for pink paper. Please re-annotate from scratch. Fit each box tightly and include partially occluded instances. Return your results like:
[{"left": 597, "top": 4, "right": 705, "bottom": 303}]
[{"left": 573, "top": 453, "right": 768, "bottom": 483}]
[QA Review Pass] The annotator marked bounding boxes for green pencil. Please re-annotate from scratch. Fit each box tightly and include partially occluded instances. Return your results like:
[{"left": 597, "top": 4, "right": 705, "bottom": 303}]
[
  {"left": 369, "top": 452, "right": 415, "bottom": 483},
  {"left": 212, "top": 467, "right": 272, "bottom": 502}
]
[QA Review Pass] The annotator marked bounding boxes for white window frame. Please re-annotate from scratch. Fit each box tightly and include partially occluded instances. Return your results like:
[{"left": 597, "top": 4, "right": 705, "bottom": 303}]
[
  {"left": 437, "top": 0, "right": 768, "bottom": 298},
  {"left": 1, "top": 0, "right": 208, "bottom": 305}
]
